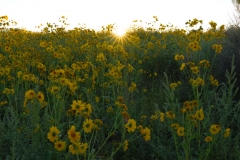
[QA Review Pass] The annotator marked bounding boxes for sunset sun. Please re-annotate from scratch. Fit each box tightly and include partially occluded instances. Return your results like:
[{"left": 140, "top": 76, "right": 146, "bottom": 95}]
[{"left": 113, "top": 27, "right": 126, "bottom": 37}]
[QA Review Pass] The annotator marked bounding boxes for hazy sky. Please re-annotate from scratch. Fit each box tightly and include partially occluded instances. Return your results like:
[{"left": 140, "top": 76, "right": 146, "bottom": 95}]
[{"left": 0, "top": 0, "right": 235, "bottom": 31}]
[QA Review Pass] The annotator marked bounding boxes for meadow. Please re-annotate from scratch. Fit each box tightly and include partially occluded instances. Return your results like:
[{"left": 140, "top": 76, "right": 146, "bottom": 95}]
[{"left": 0, "top": 15, "right": 240, "bottom": 160}]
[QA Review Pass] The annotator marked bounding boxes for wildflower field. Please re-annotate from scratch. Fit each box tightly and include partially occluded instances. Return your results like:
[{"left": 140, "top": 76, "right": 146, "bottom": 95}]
[{"left": 0, "top": 15, "right": 240, "bottom": 160}]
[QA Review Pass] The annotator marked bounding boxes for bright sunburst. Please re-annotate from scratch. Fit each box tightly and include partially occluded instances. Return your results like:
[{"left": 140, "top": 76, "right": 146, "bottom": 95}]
[
  {"left": 111, "top": 27, "right": 127, "bottom": 45},
  {"left": 113, "top": 27, "right": 126, "bottom": 37}
]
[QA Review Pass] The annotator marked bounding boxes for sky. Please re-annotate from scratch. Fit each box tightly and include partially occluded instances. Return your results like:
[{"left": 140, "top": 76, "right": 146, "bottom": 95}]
[{"left": 0, "top": 0, "right": 236, "bottom": 32}]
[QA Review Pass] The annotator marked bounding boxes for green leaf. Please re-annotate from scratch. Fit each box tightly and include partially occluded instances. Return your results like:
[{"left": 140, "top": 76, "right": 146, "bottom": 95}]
[{"left": 43, "top": 150, "right": 52, "bottom": 160}]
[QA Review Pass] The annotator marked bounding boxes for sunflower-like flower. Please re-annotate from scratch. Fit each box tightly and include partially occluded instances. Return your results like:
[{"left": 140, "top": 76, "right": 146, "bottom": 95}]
[
  {"left": 177, "top": 127, "right": 184, "bottom": 136},
  {"left": 171, "top": 123, "right": 180, "bottom": 130},
  {"left": 69, "top": 142, "right": 88, "bottom": 155},
  {"left": 159, "top": 112, "right": 164, "bottom": 122},
  {"left": 67, "top": 125, "right": 81, "bottom": 143},
  {"left": 125, "top": 119, "right": 137, "bottom": 132},
  {"left": 194, "top": 108, "right": 204, "bottom": 121},
  {"left": 25, "top": 89, "right": 36, "bottom": 99},
  {"left": 224, "top": 128, "right": 230, "bottom": 138},
  {"left": 210, "top": 124, "right": 221, "bottom": 135},
  {"left": 123, "top": 140, "right": 128, "bottom": 151},
  {"left": 166, "top": 110, "right": 175, "bottom": 119},
  {"left": 37, "top": 91, "right": 44, "bottom": 103},
  {"left": 47, "top": 126, "right": 60, "bottom": 142},
  {"left": 204, "top": 136, "right": 212, "bottom": 142},
  {"left": 141, "top": 127, "right": 151, "bottom": 141},
  {"left": 83, "top": 119, "right": 94, "bottom": 133},
  {"left": 54, "top": 140, "right": 66, "bottom": 151},
  {"left": 77, "top": 142, "right": 88, "bottom": 155},
  {"left": 69, "top": 144, "right": 77, "bottom": 155}
]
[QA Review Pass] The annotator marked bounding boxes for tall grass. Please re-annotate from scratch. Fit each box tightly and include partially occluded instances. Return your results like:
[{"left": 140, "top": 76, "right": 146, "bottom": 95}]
[{"left": 0, "top": 15, "right": 239, "bottom": 159}]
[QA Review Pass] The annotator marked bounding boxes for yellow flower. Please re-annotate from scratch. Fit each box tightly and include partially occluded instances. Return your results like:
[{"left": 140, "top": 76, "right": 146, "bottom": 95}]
[
  {"left": 204, "top": 136, "right": 212, "bottom": 142},
  {"left": 117, "top": 96, "right": 124, "bottom": 103},
  {"left": 141, "top": 127, "right": 151, "bottom": 141},
  {"left": 69, "top": 144, "right": 77, "bottom": 155},
  {"left": 107, "top": 106, "right": 114, "bottom": 114},
  {"left": 67, "top": 125, "right": 81, "bottom": 143},
  {"left": 181, "top": 107, "right": 187, "bottom": 113},
  {"left": 0, "top": 101, "right": 7, "bottom": 106},
  {"left": 224, "top": 128, "right": 230, "bottom": 138},
  {"left": 138, "top": 125, "right": 143, "bottom": 134},
  {"left": 71, "top": 100, "right": 84, "bottom": 115},
  {"left": 119, "top": 103, "right": 128, "bottom": 111},
  {"left": 54, "top": 140, "right": 66, "bottom": 151},
  {"left": 180, "top": 63, "right": 186, "bottom": 70},
  {"left": 212, "top": 44, "right": 222, "bottom": 54},
  {"left": 71, "top": 100, "right": 83, "bottom": 110},
  {"left": 122, "top": 111, "right": 130, "bottom": 122},
  {"left": 219, "top": 24, "right": 225, "bottom": 31},
  {"left": 49, "top": 86, "right": 60, "bottom": 94},
  {"left": 95, "top": 96, "right": 100, "bottom": 103},
  {"left": 128, "top": 64, "right": 134, "bottom": 72},
  {"left": 4, "top": 46, "right": 12, "bottom": 52},
  {"left": 25, "top": 90, "right": 36, "bottom": 99},
  {"left": 0, "top": 67, "right": 5, "bottom": 76},
  {"left": 177, "top": 127, "right": 184, "bottom": 136},
  {"left": 93, "top": 119, "right": 103, "bottom": 130},
  {"left": 194, "top": 108, "right": 204, "bottom": 121},
  {"left": 125, "top": 119, "right": 137, "bottom": 132},
  {"left": 77, "top": 142, "right": 88, "bottom": 155},
  {"left": 83, "top": 119, "right": 94, "bottom": 133},
  {"left": 166, "top": 110, "right": 175, "bottom": 119},
  {"left": 96, "top": 52, "right": 106, "bottom": 62},
  {"left": 192, "top": 100, "right": 198, "bottom": 107},
  {"left": 170, "top": 83, "right": 178, "bottom": 90},
  {"left": 210, "top": 124, "right": 221, "bottom": 135},
  {"left": 199, "top": 60, "right": 210, "bottom": 67},
  {"left": 160, "top": 112, "right": 164, "bottom": 122},
  {"left": 37, "top": 91, "right": 44, "bottom": 103},
  {"left": 179, "top": 55, "right": 184, "bottom": 60},
  {"left": 47, "top": 126, "right": 60, "bottom": 142},
  {"left": 190, "top": 66, "right": 199, "bottom": 74},
  {"left": 83, "top": 103, "right": 92, "bottom": 118},
  {"left": 40, "top": 41, "right": 47, "bottom": 47},
  {"left": 171, "top": 123, "right": 180, "bottom": 130},
  {"left": 174, "top": 54, "right": 180, "bottom": 61},
  {"left": 2, "top": 88, "right": 10, "bottom": 94},
  {"left": 209, "top": 21, "right": 217, "bottom": 29},
  {"left": 58, "top": 77, "right": 69, "bottom": 86},
  {"left": 128, "top": 82, "right": 137, "bottom": 92},
  {"left": 123, "top": 140, "right": 128, "bottom": 151}
]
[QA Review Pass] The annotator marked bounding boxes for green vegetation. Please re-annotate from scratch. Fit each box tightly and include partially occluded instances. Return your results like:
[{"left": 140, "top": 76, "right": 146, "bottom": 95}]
[{"left": 0, "top": 14, "right": 240, "bottom": 160}]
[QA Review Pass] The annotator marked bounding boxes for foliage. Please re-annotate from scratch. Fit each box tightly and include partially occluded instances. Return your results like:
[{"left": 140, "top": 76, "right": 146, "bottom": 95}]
[{"left": 0, "top": 15, "right": 239, "bottom": 159}]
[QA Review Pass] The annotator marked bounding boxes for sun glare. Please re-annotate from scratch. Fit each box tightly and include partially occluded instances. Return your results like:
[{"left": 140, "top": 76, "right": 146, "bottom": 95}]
[{"left": 114, "top": 27, "right": 126, "bottom": 37}]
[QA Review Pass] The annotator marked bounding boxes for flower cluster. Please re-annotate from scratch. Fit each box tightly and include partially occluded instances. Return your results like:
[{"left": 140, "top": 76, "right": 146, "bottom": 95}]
[
  {"left": 212, "top": 44, "right": 222, "bottom": 54},
  {"left": 70, "top": 100, "right": 92, "bottom": 117},
  {"left": 188, "top": 41, "right": 201, "bottom": 51},
  {"left": 138, "top": 126, "right": 151, "bottom": 141},
  {"left": 47, "top": 126, "right": 66, "bottom": 151},
  {"left": 174, "top": 54, "right": 184, "bottom": 61},
  {"left": 23, "top": 89, "right": 46, "bottom": 108},
  {"left": 169, "top": 81, "right": 181, "bottom": 90},
  {"left": 128, "top": 82, "right": 137, "bottom": 92},
  {"left": 189, "top": 77, "right": 205, "bottom": 87},
  {"left": 209, "top": 74, "right": 219, "bottom": 86},
  {"left": 198, "top": 60, "right": 210, "bottom": 68},
  {"left": 210, "top": 124, "right": 221, "bottom": 135}
]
